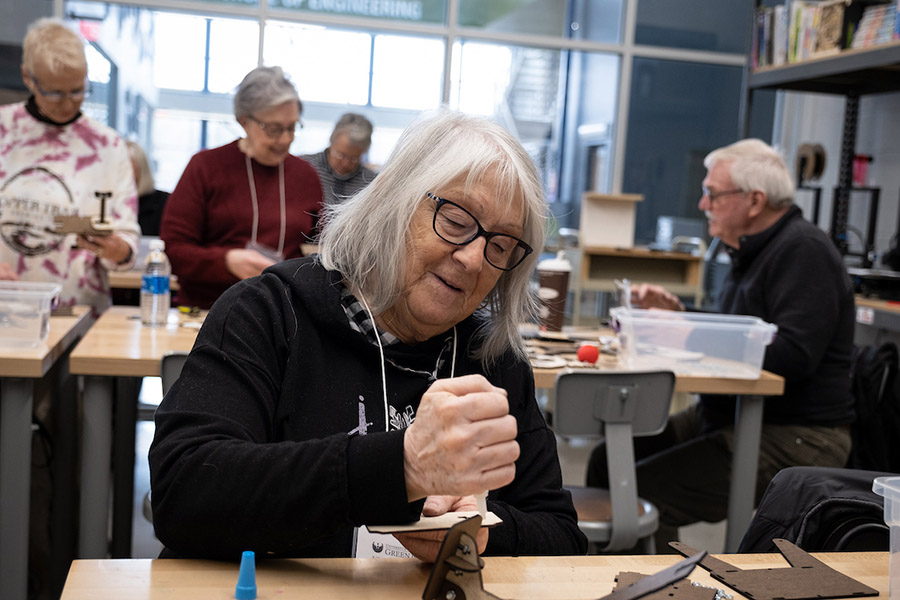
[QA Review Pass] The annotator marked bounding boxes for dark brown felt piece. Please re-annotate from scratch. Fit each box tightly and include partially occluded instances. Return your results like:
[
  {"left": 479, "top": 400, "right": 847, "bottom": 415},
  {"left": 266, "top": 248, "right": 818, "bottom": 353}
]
[
  {"left": 670, "top": 539, "right": 879, "bottom": 600},
  {"left": 615, "top": 572, "right": 717, "bottom": 600}
]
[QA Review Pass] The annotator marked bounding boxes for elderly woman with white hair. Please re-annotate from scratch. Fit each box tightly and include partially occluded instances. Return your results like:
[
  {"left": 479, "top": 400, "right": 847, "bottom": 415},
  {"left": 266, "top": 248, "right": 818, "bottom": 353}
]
[
  {"left": 0, "top": 18, "right": 139, "bottom": 314},
  {"left": 161, "top": 66, "right": 323, "bottom": 309},
  {"left": 150, "top": 108, "right": 587, "bottom": 562}
]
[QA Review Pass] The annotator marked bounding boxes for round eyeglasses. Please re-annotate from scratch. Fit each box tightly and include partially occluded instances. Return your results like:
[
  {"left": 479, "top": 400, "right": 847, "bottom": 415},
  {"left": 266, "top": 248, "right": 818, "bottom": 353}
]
[
  {"left": 330, "top": 149, "right": 361, "bottom": 165},
  {"left": 426, "top": 192, "right": 533, "bottom": 271},
  {"left": 29, "top": 72, "right": 91, "bottom": 103},
  {"left": 248, "top": 116, "right": 303, "bottom": 139}
]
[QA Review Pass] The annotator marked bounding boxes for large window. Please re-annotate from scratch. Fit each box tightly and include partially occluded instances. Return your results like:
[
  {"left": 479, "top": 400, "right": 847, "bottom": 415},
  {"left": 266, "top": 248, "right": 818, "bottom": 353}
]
[
  {"left": 61, "top": 0, "right": 752, "bottom": 241},
  {"left": 623, "top": 58, "right": 745, "bottom": 243}
]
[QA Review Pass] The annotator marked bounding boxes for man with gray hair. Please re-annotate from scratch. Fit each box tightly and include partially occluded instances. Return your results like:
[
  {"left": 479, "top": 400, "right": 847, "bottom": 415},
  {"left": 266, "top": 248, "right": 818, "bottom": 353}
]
[
  {"left": 302, "top": 113, "right": 376, "bottom": 206},
  {"left": 586, "top": 138, "right": 856, "bottom": 549}
]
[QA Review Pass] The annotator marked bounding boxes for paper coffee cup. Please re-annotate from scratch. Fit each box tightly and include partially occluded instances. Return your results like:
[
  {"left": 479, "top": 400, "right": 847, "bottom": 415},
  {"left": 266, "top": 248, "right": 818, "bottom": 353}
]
[{"left": 537, "top": 251, "right": 572, "bottom": 331}]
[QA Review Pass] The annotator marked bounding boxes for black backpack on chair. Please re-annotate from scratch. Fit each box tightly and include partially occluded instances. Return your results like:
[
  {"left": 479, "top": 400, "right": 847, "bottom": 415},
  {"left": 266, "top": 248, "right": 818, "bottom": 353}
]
[{"left": 847, "top": 342, "right": 900, "bottom": 472}]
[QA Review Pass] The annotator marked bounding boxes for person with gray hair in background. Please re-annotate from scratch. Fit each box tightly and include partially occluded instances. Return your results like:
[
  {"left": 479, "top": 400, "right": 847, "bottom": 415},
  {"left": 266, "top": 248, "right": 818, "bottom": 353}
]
[
  {"left": 586, "top": 138, "right": 856, "bottom": 549},
  {"left": 302, "top": 112, "right": 377, "bottom": 206},
  {"left": 150, "top": 108, "right": 586, "bottom": 562},
  {"left": 161, "top": 66, "right": 323, "bottom": 309}
]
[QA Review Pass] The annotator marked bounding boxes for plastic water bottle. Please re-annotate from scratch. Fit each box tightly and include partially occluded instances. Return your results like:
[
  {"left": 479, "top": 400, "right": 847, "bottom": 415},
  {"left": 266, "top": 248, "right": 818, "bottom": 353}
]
[{"left": 140, "top": 239, "right": 171, "bottom": 326}]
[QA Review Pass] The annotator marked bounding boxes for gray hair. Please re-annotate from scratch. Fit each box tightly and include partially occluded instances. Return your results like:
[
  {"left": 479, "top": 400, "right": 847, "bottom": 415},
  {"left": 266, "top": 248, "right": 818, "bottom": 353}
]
[
  {"left": 22, "top": 18, "right": 86, "bottom": 76},
  {"left": 233, "top": 66, "right": 302, "bottom": 119},
  {"left": 318, "top": 108, "right": 547, "bottom": 367},
  {"left": 330, "top": 113, "right": 373, "bottom": 150},
  {"left": 704, "top": 139, "right": 795, "bottom": 210}
]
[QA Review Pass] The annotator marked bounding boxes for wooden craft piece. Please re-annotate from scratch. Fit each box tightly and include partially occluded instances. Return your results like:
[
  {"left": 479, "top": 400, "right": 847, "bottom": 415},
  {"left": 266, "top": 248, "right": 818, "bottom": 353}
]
[
  {"left": 670, "top": 539, "right": 879, "bottom": 600},
  {"left": 54, "top": 191, "right": 114, "bottom": 236},
  {"left": 422, "top": 515, "right": 501, "bottom": 600},
  {"left": 422, "top": 516, "right": 710, "bottom": 600},
  {"left": 53, "top": 215, "right": 114, "bottom": 237}
]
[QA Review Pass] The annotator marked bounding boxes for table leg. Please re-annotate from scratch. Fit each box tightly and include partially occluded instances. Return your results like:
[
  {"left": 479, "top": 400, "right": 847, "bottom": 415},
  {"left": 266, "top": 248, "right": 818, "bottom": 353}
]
[
  {"left": 724, "top": 394, "right": 763, "bottom": 552},
  {"left": 79, "top": 376, "right": 113, "bottom": 558},
  {"left": 0, "top": 378, "right": 35, "bottom": 600},
  {"left": 111, "top": 377, "right": 140, "bottom": 558}
]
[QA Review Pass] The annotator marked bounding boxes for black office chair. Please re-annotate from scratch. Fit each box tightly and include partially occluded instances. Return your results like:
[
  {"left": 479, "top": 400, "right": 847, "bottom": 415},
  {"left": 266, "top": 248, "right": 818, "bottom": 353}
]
[{"left": 554, "top": 369, "right": 675, "bottom": 553}]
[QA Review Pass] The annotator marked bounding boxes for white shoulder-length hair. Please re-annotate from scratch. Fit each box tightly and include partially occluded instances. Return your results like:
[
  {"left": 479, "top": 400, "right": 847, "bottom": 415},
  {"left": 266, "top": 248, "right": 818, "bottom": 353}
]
[{"left": 318, "top": 108, "right": 548, "bottom": 367}]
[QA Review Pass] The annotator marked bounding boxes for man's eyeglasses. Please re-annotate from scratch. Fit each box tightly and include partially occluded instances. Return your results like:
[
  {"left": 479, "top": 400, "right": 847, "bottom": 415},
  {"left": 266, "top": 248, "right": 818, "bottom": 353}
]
[
  {"left": 426, "top": 192, "right": 533, "bottom": 271},
  {"left": 701, "top": 186, "right": 746, "bottom": 203},
  {"left": 249, "top": 116, "right": 303, "bottom": 139},
  {"left": 29, "top": 72, "right": 91, "bottom": 103},
  {"left": 330, "top": 149, "right": 361, "bottom": 165}
]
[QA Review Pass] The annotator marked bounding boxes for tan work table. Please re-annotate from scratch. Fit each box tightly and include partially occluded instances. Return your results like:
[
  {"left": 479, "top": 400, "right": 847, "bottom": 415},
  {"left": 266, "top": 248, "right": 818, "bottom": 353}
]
[
  {"left": 1, "top": 306, "right": 93, "bottom": 600},
  {"left": 61, "top": 552, "right": 888, "bottom": 599},
  {"left": 69, "top": 306, "right": 203, "bottom": 560},
  {"left": 533, "top": 346, "right": 784, "bottom": 553}
]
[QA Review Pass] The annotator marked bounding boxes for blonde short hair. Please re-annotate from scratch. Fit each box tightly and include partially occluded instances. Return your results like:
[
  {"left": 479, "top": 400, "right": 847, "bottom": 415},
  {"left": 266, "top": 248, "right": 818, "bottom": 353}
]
[{"left": 22, "top": 18, "right": 87, "bottom": 76}]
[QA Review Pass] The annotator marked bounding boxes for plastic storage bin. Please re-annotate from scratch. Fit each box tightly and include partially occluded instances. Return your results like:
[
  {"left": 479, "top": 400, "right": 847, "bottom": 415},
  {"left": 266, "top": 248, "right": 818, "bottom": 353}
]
[
  {"left": 609, "top": 307, "right": 778, "bottom": 379},
  {"left": 874, "top": 476, "right": 900, "bottom": 600},
  {"left": 0, "top": 281, "right": 60, "bottom": 348}
]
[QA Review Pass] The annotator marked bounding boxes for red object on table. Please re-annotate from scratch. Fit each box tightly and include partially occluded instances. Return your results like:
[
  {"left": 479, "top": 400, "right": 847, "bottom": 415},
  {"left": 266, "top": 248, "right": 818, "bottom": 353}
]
[{"left": 576, "top": 344, "right": 600, "bottom": 364}]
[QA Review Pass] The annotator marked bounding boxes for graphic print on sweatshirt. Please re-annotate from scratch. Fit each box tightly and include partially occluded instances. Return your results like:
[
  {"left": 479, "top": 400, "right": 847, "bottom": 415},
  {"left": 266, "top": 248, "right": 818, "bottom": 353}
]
[
  {"left": 347, "top": 396, "right": 416, "bottom": 435},
  {"left": 0, "top": 166, "right": 75, "bottom": 256}
]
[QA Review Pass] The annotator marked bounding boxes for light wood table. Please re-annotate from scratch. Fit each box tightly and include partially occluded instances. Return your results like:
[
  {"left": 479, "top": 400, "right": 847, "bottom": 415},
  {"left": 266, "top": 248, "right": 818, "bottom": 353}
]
[
  {"left": 1, "top": 306, "right": 93, "bottom": 600},
  {"left": 572, "top": 246, "right": 704, "bottom": 324},
  {"left": 533, "top": 350, "right": 784, "bottom": 553},
  {"left": 60, "top": 552, "right": 888, "bottom": 599},
  {"left": 69, "top": 306, "right": 204, "bottom": 559}
]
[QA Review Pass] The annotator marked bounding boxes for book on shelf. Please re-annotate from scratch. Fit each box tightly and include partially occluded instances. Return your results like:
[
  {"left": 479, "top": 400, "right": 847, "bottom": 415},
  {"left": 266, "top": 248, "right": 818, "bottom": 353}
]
[
  {"left": 754, "top": 0, "right": 899, "bottom": 69},
  {"left": 851, "top": 2, "right": 897, "bottom": 48},
  {"left": 813, "top": 0, "right": 846, "bottom": 55}
]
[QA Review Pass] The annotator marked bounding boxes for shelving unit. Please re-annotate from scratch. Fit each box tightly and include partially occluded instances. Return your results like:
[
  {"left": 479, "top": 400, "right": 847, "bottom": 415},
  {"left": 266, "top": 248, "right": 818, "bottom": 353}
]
[{"left": 740, "top": 4, "right": 900, "bottom": 254}]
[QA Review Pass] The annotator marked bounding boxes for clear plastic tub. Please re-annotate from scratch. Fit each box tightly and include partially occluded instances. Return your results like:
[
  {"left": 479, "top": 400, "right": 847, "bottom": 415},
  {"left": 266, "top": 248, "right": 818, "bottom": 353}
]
[
  {"left": 874, "top": 477, "right": 900, "bottom": 600},
  {"left": 609, "top": 307, "right": 778, "bottom": 379},
  {"left": 0, "top": 281, "right": 61, "bottom": 348}
]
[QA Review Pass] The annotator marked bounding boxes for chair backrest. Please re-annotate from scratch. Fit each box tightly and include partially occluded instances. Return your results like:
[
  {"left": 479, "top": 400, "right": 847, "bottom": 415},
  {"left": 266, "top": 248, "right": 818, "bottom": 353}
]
[
  {"left": 554, "top": 369, "right": 675, "bottom": 438},
  {"left": 554, "top": 369, "right": 675, "bottom": 550},
  {"left": 160, "top": 351, "right": 189, "bottom": 395}
]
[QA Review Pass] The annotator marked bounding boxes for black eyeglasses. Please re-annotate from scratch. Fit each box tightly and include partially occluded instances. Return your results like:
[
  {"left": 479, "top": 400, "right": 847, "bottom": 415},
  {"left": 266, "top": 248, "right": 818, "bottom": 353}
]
[
  {"left": 426, "top": 192, "right": 533, "bottom": 271},
  {"left": 701, "top": 186, "right": 746, "bottom": 203},
  {"left": 248, "top": 116, "right": 303, "bottom": 139},
  {"left": 29, "top": 71, "right": 91, "bottom": 103}
]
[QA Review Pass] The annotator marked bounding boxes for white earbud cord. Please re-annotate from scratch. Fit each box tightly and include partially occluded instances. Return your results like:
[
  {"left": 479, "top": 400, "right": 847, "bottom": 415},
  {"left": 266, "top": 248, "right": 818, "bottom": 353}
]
[{"left": 356, "top": 290, "right": 458, "bottom": 433}]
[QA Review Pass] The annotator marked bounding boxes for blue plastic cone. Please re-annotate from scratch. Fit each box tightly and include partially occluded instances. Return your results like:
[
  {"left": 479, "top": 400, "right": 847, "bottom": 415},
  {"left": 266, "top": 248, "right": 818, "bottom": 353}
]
[{"left": 235, "top": 550, "right": 257, "bottom": 600}]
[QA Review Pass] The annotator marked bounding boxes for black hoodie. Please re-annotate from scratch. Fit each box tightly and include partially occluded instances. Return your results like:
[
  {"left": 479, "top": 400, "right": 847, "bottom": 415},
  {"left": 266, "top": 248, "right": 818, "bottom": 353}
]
[{"left": 149, "top": 257, "right": 586, "bottom": 559}]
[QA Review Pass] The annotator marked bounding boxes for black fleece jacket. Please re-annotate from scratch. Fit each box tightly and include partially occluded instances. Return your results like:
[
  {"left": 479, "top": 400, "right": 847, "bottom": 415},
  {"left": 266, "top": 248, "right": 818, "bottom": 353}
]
[
  {"left": 149, "top": 257, "right": 586, "bottom": 559},
  {"left": 700, "top": 205, "right": 856, "bottom": 430}
]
